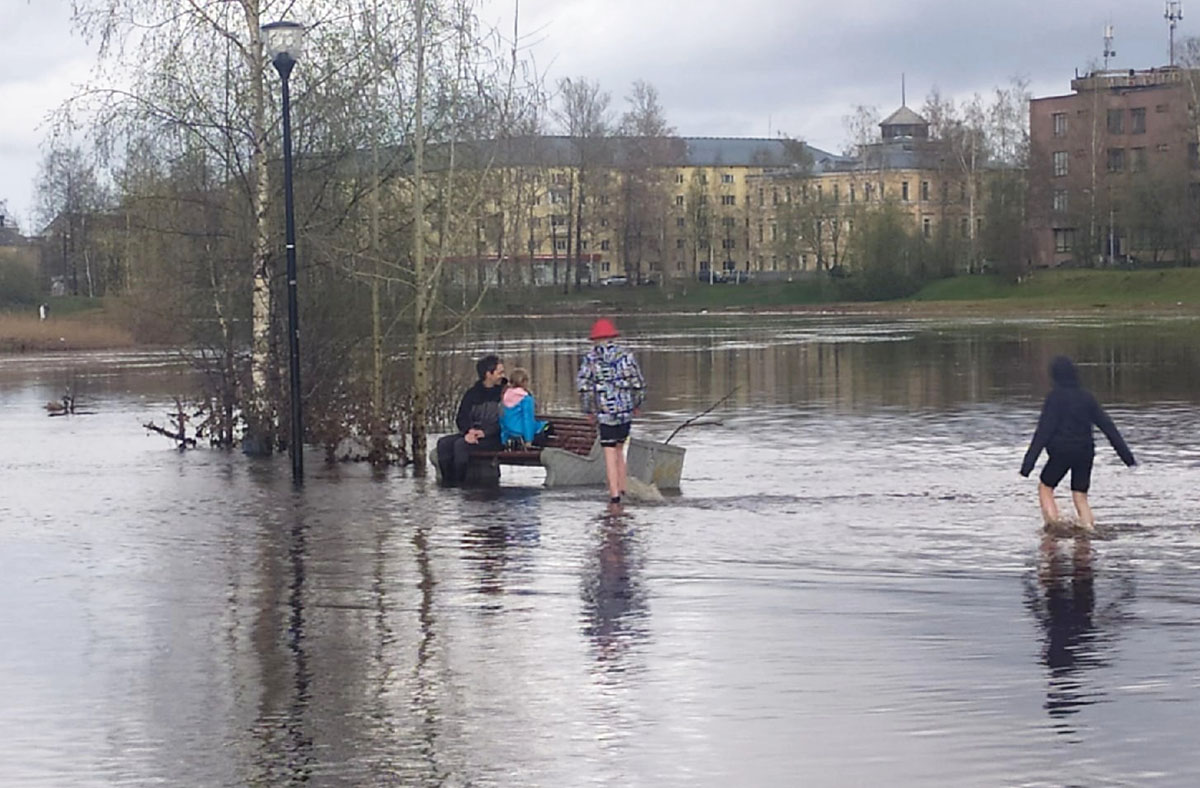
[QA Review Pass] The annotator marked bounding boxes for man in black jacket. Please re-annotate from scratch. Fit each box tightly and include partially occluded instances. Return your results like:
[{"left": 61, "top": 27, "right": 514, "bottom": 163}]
[
  {"left": 435, "top": 354, "right": 506, "bottom": 485},
  {"left": 1020, "top": 355, "right": 1136, "bottom": 532}
]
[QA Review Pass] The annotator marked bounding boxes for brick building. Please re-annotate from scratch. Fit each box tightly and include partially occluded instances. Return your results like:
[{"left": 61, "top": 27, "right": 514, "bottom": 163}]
[{"left": 1029, "top": 66, "right": 1199, "bottom": 267}]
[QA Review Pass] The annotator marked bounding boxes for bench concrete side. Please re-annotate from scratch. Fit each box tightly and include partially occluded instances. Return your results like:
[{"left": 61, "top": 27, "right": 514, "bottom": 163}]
[{"left": 541, "top": 438, "right": 607, "bottom": 488}]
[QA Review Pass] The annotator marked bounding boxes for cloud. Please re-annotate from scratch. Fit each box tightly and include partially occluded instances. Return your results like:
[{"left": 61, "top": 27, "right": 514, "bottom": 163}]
[
  {"left": 3, "top": 0, "right": 1191, "bottom": 230},
  {"left": 0, "top": 0, "right": 95, "bottom": 229}
]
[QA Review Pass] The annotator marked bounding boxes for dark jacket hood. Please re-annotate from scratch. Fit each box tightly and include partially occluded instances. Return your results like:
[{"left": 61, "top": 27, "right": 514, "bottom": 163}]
[{"left": 1050, "top": 356, "right": 1080, "bottom": 388}]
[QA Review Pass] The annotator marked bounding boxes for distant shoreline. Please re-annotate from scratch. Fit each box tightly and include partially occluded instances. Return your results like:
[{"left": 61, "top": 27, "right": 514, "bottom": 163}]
[
  {"left": 6, "top": 268, "right": 1199, "bottom": 352},
  {"left": 0, "top": 312, "right": 135, "bottom": 353}
]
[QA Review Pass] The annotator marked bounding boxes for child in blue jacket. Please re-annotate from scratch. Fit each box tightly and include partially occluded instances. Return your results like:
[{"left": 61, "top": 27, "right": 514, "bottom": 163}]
[{"left": 500, "top": 367, "right": 549, "bottom": 448}]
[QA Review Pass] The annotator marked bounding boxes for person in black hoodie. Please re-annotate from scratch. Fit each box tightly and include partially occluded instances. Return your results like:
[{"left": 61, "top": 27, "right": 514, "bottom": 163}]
[
  {"left": 1020, "top": 355, "right": 1136, "bottom": 531},
  {"left": 435, "top": 354, "right": 506, "bottom": 485}
]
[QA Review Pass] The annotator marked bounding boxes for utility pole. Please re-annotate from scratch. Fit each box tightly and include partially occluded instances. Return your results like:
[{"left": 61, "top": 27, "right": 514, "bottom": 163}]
[{"left": 1167, "top": 1, "right": 1184, "bottom": 66}]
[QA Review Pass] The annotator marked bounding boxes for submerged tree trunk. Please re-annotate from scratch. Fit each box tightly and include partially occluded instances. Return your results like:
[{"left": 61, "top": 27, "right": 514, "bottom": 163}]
[
  {"left": 244, "top": 0, "right": 275, "bottom": 454},
  {"left": 410, "top": 0, "right": 430, "bottom": 475}
]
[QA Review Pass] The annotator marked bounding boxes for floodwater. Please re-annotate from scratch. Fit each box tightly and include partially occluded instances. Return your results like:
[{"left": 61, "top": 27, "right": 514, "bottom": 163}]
[{"left": 3, "top": 314, "right": 1200, "bottom": 786}]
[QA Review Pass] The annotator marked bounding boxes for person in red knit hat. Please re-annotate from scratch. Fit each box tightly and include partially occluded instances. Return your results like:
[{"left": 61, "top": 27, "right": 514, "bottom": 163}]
[{"left": 576, "top": 318, "right": 646, "bottom": 504}]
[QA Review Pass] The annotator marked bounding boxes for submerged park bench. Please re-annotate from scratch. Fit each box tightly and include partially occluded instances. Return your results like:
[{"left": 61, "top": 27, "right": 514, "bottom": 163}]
[{"left": 442, "top": 415, "right": 609, "bottom": 488}]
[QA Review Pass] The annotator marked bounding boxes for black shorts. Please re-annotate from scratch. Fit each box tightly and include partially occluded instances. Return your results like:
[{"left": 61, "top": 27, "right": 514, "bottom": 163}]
[
  {"left": 598, "top": 421, "right": 631, "bottom": 447},
  {"left": 1039, "top": 449, "right": 1094, "bottom": 493}
]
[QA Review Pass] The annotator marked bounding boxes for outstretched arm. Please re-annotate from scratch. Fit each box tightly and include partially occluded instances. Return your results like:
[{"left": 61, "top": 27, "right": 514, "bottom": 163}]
[
  {"left": 1020, "top": 394, "right": 1058, "bottom": 476},
  {"left": 1092, "top": 398, "right": 1136, "bottom": 467}
]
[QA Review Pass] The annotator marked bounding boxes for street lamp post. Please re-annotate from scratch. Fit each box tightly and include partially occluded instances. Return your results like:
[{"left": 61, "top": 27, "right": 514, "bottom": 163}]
[{"left": 263, "top": 20, "right": 305, "bottom": 483}]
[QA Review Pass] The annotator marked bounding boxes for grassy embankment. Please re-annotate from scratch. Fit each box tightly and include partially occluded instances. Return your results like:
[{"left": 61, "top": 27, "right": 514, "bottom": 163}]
[
  {"left": 488, "top": 268, "right": 1200, "bottom": 315},
  {"left": 0, "top": 297, "right": 135, "bottom": 353}
]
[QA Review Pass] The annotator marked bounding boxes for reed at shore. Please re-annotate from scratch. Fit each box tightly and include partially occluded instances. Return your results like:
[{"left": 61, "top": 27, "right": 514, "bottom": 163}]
[{"left": 0, "top": 313, "right": 135, "bottom": 353}]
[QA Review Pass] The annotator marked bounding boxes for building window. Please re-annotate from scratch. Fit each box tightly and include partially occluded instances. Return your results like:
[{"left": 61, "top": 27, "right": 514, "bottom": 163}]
[
  {"left": 770, "top": 224, "right": 778, "bottom": 241},
  {"left": 1156, "top": 103, "right": 1170, "bottom": 113},
  {"left": 581, "top": 240, "right": 589, "bottom": 250},
  {"left": 1106, "top": 148, "right": 1125, "bottom": 172},
  {"left": 772, "top": 189, "right": 779, "bottom": 205},
  {"left": 722, "top": 216, "right": 735, "bottom": 228},
  {"left": 1131, "top": 147, "right": 1147, "bottom": 172},
  {"left": 757, "top": 223, "right": 764, "bottom": 242},
  {"left": 699, "top": 194, "right": 708, "bottom": 205},
  {"left": 674, "top": 195, "right": 685, "bottom": 206},
  {"left": 721, "top": 173, "right": 734, "bottom": 184},
  {"left": 1107, "top": 108, "right": 1124, "bottom": 134},
  {"left": 600, "top": 218, "right": 609, "bottom": 228},
  {"left": 846, "top": 219, "right": 854, "bottom": 234},
  {"left": 1158, "top": 143, "right": 1170, "bottom": 153},
  {"left": 1053, "top": 189, "right": 1068, "bottom": 213},
  {"left": 922, "top": 217, "right": 932, "bottom": 238},
  {"left": 675, "top": 173, "right": 685, "bottom": 184},
  {"left": 1052, "top": 112, "right": 1068, "bottom": 137},
  {"left": 721, "top": 195, "right": 736, "bottom": 205},
  {"left": 1131, "top": 107, "right": 1146, "bottom": 134},
  {"left": 1053, "top": 151, "right": 1069, "bottom": 177},
  {"left": 960, "top": 216, "right": 969, "bottom": 237},
  {"left": 1190, "top": 143, "right": 1200, "bottom": 169},
  {"left": 699, "top": 239, "right": 710, "bottom": 250},
  {"left": 699, "top": 174, "right": 708, "bottom": 185},
  {"left": 530, "top": 217, "right": 541, "bottom": 228},
  {"left": 676, "top": 238, "right": 685, "bottom": 249},
  {"left": 1054, "top": 228, "right": 1075, "bottom": 253},
  {"left": 786, "top": 186, "right": 793, "bottom": 203},
  {"left": 555, "top": 239, "right": 567, "bottom": 250},
  {"left": 878, "top": 182, "right": 884, "bottom": 199},
  {"left": 601, "top": 262, "right": 610, "bottom": 272},
  {"left": 551, "top": 214, "right": 566, "bottom": 227},
  {"left": 849, "top": 184, "right": 856, "bottom": 203},
  {"left": 722, "top": 238, "right": 737, "bottom": 250},
  {"left": 676, "top": 217, "right": 686, "bottom": 228},
  {"left": 902, "top": 181, "right": 910, "bottom": 201},
  {"left": 553, "top": 173, "right": 566, "bottom": 185},
  {"left": 600, "top": 240, "right": 610, "bottom": 250},
  {"left": 921, "top": 181, "right": 930, "bottom": 201}
]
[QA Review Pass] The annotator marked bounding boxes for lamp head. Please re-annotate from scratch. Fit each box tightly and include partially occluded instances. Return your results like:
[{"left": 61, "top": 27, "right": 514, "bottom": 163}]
[{"left": 262, "top": 20, "right": 304, "bottom": 65}]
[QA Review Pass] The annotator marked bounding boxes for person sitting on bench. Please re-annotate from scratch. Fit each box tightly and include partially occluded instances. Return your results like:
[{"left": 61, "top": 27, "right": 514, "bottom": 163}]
[
  {"left": 436, "top": 354, "right": 505, "bottom": 485},
  {"left": 500, "top": 367, "right": 552, "bottom": 450}
]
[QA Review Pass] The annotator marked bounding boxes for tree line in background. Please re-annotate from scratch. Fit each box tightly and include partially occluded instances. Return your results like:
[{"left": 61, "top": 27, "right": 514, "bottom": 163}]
[{"left": 23, "top": 1, "right": 1187, "bottom": 464}]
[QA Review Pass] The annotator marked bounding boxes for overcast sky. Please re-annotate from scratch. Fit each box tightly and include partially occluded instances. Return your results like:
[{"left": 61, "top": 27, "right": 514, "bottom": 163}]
[{"left": 0, "top": 0, "right": 1185, "bottom": 232}]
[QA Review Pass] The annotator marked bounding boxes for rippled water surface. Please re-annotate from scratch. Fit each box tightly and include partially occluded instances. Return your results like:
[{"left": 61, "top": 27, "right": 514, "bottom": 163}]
[{"left": 4, "top": 315, "right": 1200, "bottom": 786}]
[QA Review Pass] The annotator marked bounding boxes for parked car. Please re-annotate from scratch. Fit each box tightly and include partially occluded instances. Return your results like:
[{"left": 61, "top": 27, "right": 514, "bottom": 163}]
[{"left": 603, "top": 275, "right": 629, "bottom": 287}]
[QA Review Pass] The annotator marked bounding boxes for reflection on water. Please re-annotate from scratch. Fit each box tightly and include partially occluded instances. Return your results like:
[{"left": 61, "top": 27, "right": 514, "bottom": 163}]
[
  {"left": 580, "top": 509, "right": 648, "bottom": 673},
  {"left": 1024, "top": 535, "right": 1136, "bottom": 734},
  {"left": 4, "top": 316, "right": 1200, "bottom": 786}
]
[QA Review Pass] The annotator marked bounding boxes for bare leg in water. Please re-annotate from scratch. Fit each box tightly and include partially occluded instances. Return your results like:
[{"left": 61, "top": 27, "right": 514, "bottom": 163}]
[
  {"left": 1072, "top": 491, "right": 1095, "bottom": 532},
  {"left": 1038, "top": 483, "right": 1060, "bottom": 525},
  {"left": 603, "top": 444, "right": 627, "bottom": 501}
]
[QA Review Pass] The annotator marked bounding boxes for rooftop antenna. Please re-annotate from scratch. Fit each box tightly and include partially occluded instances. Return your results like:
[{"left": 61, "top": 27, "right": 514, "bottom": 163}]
[
  {"left": 901, "top": 73, "right": 906, "bottom": 106},
  {"left": 1166, "top": 1, "right": 1183, "bottom": 66},
  {"left": 1103, "top": 22, "right": 1116, "bottom": 70}
]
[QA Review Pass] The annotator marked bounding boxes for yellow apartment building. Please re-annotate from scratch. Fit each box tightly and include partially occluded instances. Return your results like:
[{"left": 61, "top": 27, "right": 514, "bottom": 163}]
[{"left": 442, "top": 105, "right": 995, "bottom": 286}]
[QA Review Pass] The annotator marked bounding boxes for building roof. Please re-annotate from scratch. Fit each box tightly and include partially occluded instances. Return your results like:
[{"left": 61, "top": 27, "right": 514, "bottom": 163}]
[
  {"left": 0, "top": 225, "right": 26, "bottom": 246},
  {"left": 880, "top": 105, "right": 928, "bottom": 127}
]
